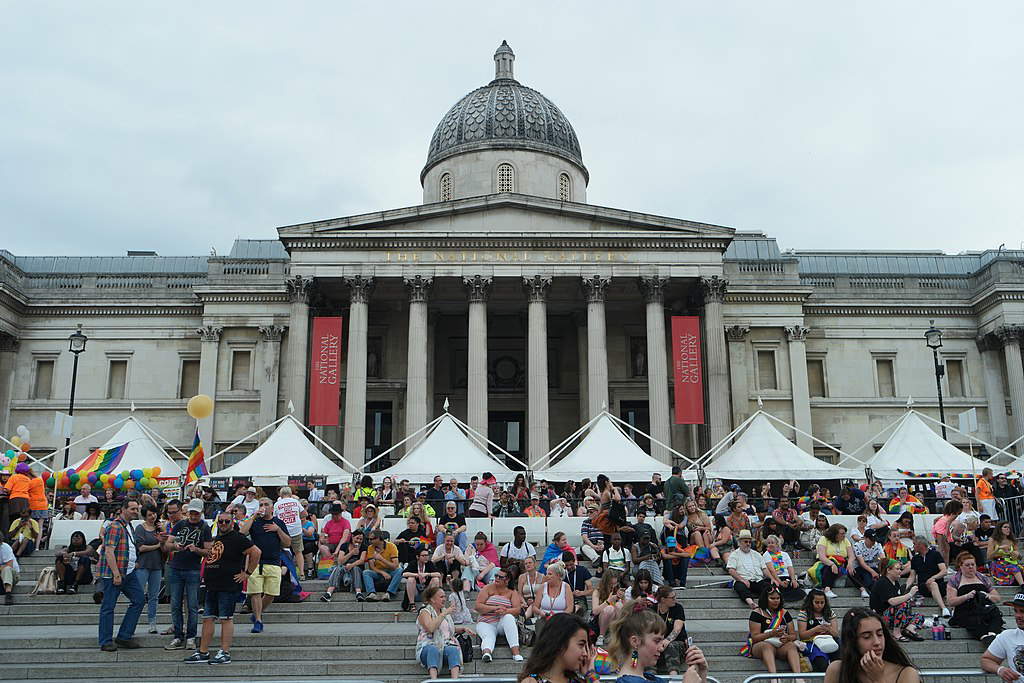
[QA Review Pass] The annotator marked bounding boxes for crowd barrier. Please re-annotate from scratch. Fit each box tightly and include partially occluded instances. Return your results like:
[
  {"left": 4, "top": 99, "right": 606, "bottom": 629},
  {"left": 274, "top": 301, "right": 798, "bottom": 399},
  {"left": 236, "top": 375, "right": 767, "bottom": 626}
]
[
  {"left": 740, "top": 672, "right": 989, "bottom": 683},
  {"left": 421, "top": 678, "right": 722, "bottom": 683},
  {"left": 48, "top": 511, "right": 942, "bottom": 550}
]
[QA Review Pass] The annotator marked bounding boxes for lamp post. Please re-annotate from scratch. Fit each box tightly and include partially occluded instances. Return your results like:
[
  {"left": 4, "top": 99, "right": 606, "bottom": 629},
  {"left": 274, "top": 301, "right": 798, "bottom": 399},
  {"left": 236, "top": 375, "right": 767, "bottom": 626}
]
[
  {"left": 924, "top": 319, "right": 947, "bottom": 440},
  {"left": 63, "top": 324, "right": 88, "bottom": 469}
]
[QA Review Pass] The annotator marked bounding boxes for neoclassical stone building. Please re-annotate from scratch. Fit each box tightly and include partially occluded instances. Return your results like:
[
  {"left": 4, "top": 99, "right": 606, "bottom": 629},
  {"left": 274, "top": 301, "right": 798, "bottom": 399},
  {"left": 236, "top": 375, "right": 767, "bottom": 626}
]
[{"left": 2, "top": 43, "right": 1023, "bottom": 474}]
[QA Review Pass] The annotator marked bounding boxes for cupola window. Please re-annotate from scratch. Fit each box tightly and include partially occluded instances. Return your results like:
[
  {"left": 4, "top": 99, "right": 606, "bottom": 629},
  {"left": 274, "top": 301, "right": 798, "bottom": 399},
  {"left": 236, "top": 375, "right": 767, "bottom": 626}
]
[
  {"left": 558, "top": 173, "right": 571, "bottom": 201},
  {"left": 497, "top": 163, "right": 515, "bottom": 193},
  {"left": 439, "top": 172, "right": 452, "bottom": 201}
]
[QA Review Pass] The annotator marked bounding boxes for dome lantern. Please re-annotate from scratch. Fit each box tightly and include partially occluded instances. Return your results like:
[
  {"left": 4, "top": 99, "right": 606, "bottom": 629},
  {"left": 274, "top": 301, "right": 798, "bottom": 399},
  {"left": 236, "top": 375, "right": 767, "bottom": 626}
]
[{"left": 494, "top": 40, "right": 515, "bottom": 81}]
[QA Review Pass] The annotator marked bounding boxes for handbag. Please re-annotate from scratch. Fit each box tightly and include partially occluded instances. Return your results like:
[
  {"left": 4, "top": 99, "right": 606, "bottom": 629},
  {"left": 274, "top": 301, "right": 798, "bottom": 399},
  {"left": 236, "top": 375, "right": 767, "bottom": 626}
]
[
  {"left": 812, "top": 635, "right": 839, "bottom": 654},
  {"left": 31, "top": 567, "right": 58, "bottom": 595},
  {"left": 457, "top": 632, "right": 474, "bottom": 663}
]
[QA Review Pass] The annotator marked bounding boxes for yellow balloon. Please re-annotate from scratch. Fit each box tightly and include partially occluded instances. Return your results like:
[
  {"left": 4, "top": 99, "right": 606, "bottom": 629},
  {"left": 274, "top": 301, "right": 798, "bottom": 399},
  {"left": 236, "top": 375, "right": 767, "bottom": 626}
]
[
  {"left": 186, "top": 394, "right": 214, "bottom": 420},
  {"left": 10, "top": 436, "right": 21, "bottom": 447}
]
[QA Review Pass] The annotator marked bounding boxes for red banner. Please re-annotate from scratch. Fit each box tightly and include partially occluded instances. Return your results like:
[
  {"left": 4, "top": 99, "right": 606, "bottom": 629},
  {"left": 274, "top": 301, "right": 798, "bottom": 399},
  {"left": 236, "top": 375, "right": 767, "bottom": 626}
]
[
  {"left": 308, "top": 317, "right": 343, "bottom": 426},
  {"left": 671, "top": 316, "right": 705, "bottom": 424}
]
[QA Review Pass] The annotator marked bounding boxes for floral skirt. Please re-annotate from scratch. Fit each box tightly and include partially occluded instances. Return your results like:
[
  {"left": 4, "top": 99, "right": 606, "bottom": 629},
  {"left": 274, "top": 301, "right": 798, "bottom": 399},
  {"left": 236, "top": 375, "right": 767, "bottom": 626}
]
[
  {"left": 882, "top": 602, "right": 924, "bottom": 632},
  {"left": 989, "top": 557, "right": 1023, "bottom": 585}
]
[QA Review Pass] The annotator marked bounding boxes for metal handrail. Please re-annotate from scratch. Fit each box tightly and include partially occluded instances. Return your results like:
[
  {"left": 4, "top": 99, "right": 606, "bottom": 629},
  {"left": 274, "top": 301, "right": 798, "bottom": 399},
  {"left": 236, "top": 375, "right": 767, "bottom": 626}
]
[
  {"left": 421, "top": 678, "right": 721, "bottom": 683},
  {"left": 741, "top": 671, "right": 990, "bottom": 683}
]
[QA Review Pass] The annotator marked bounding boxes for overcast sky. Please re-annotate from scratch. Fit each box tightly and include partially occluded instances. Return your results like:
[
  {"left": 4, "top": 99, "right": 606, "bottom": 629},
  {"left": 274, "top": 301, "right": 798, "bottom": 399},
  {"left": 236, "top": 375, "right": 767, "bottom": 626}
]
[{"left": 2, "top": 3, "right": 1022, "bottom": 257}]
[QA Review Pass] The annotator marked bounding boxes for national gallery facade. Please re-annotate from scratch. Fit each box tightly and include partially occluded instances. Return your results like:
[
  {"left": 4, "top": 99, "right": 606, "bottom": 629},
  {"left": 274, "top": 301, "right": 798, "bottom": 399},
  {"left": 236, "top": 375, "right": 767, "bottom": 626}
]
[{"left": 2, "top": 43, "right": 1023, "bottom": 474}]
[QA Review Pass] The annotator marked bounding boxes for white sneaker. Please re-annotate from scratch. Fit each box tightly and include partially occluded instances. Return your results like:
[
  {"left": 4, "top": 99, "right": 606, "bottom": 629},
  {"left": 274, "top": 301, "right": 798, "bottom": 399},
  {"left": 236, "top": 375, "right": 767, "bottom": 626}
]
[
  {"left": 512, "top": 654, "right": 524, "bottom": 662},
  {"left": 942, "top": 607, "right": 951, "bottom": 618},
  {"left": 481, "top": 652, "right": 492, "bottom": 663},
  {"left": 860, "top": 588, "right": 870, "bottom": 598},
  {"left": 186, "top": 638, "right": 196, "bottom": 650},
  {"left": 824, "top": 589, "right": 838, "bottom": 599}
]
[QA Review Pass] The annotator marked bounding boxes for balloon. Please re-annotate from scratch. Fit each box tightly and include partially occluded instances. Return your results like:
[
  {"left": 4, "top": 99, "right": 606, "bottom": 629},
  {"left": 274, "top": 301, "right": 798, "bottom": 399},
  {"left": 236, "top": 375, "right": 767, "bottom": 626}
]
[
  {"left": 20, "top": 442, "right": 29, "bottom": 452},
  {"left": 45, "top": 475, "right": 54, "bottom": 488},
  {"left": 4, "top": 449, "right": 13, "bottom": 459},
  {"left": 152, "top": 466, "right": 161, "bottom": 477},
  {"left": 16, "top": 425, "right": 29, "bottom": 439},
  {"left": 114, "top": 476, "right": 124, "bottom": 489},
  {"left": 147, "top": 477, "right": 158, "bottom": 489},
  {"left": 143, "top": 467, "right": 153, "bottom": 479},
  {"left": 0, "top": 456, "right": 8, "bottom": 468},
  {"left": 124, "top": 479, "right": 135, "bottom": 490},
  {"left": 186, "top": 394, "right": 214, "bottom": 420},
  {"left": 10, "top": 436, "right": 21, "bottom": 447}
]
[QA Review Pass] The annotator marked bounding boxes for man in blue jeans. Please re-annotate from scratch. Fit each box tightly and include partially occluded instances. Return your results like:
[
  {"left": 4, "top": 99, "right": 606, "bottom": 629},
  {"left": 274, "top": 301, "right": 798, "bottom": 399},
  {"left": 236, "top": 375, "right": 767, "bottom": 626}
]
[
  {"left": 97, "top": 499, "right": 145, "bottom": 651},
  {"left": 163, "top": 498, "right": 212, "bottom": 650},
  {"left": 359, "top": 530, "right": 404, "bottom": 601}
]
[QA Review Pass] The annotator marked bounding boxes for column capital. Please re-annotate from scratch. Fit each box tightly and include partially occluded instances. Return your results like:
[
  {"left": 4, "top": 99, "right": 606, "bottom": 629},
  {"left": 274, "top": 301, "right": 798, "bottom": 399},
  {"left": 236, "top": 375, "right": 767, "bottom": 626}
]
[
  {"left": 976, "top": 332, "right": 1001, "bottom": 353},
  {"left": 582, "top": 275, "right": 610, "bottom": 303},
  {"left": 725, "top": 324, "right": 750, "bottom": 342},
  {"left": 638, "top": 276, "right": 668, "bottom": 304},
  {"left": 463, "top": 275, "right": 492, "bottom": 303},
  {"left": 785, "top": 325, "right": 810, "bottom": 342},
  {"left": 996, "top": 325, "right": 1024, "bottom": 346},
  {"left": 345, "top": 275, "right": 375, "bottom": 304},
  {"left": 195, "top": 324, "right": 223, "bottom": 342},
  {"left": 0, "top": 332, "right": 19, "bottom": 353},
  {"left": 258, "top": 324, "right": 287, "bottom": 342},
  {"left": 404, "top": 275, "right": 433, "bottom": 303},
  {"left": 286, "top": 274, "right": 314, "bottom": 304},
  {"left": 523, "top": 275, "right": 552, "bottom": 303},
  {"left": 699, "top": 276, "right": 728, "bottom": 304}
]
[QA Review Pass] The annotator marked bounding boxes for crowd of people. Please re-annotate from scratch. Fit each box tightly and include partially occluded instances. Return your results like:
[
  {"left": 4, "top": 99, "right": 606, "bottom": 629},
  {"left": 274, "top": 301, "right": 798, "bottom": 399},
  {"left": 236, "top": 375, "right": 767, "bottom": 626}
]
[{"left": 8, "top": 463, "right": 1024, "bottom": 680}]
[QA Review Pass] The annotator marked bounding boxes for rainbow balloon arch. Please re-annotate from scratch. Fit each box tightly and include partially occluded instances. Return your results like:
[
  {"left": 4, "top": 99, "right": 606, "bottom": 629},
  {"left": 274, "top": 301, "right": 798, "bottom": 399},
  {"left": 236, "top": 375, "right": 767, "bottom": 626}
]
[{"left": 46, "top": 465, "right": 166, "bottom": 491}]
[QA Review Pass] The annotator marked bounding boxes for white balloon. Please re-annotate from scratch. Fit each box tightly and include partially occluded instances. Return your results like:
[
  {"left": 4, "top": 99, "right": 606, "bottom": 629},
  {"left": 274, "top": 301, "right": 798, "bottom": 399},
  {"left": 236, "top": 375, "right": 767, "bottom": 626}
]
[{"left": 16, "top": 425, "right": 29, "bottom": 439}]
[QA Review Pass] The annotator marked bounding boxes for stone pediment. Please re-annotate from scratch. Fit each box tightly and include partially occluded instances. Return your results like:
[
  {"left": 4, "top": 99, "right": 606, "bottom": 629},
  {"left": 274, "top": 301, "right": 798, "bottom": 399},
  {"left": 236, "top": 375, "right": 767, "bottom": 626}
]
[{"left": 277, "top": 194, "right": 735, "bottom": 246}]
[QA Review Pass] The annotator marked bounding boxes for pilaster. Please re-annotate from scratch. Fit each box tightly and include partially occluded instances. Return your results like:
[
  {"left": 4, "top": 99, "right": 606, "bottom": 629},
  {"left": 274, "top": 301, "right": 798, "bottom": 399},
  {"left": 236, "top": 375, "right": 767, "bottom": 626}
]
[
  {"left": 195, "top": 324, "right": 223, "bottom": 452},
  {"left": 639, "top": 277, "right": 671, "bottom": 462},
  {"left": 285, "top": 275, "right": 313, "bottom": 423},
  {"left": 524, "top": 275, "right": 551, "bottom": 465},
  {"left": 700, "top": 276, "right": 729, "bottom": 447},
  {"left": 464, "top": 275, "right": 491, "bottom": 440},
  {"left": 404, "top": 276, "right": 433, "bottom": 442},
  {"left": 342, "top": 276, "right": 374, "bottom": 469},
  {"left": 257, "top": 325, "right": 286, "bottom": 442},
  {"left": 997, "top": 326, "right": 1024, "bottom": 456},
  {"left": 725, "top": 324, "right": 750, "bottom": 432},
  {"left": 785, "top": 325, "right": 813, "bottom": 453},
  {"left": 582, "top": 275, "right": 610, "bottom": 419}
]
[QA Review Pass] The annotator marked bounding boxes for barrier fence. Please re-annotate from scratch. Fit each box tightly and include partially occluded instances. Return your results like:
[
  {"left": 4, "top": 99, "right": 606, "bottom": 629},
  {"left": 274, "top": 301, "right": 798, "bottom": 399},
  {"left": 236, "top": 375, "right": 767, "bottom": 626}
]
[{"left": 740, "top": 671, "right": 992, "bottom": 683}]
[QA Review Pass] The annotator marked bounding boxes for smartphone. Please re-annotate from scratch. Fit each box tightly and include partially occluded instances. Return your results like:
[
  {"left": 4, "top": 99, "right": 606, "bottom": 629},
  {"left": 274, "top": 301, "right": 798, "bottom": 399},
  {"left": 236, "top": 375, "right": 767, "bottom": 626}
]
[{"left": 686, "top": 636, "right": 694, "bottom": 648}]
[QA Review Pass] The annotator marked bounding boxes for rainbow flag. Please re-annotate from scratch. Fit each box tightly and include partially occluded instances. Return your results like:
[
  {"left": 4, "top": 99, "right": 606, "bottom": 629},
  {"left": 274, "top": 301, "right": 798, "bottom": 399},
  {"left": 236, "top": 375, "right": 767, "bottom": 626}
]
[
  {"left": 317, "top": 556, "right": 336, "bottom": 580},
  {"left": 897, "top": 469, "right": 1019, "bottom": 480},
  {"left": 681, "top": 544, "right": 713, "bottom": 566},
  {"left": 887, "top": 495, "right": 926, "bottom": 514},
  {"left": 74, "top": 443, "right": 127, "bottom": 475},
  {"left": 186, "top": 425, "right": 208, "bottom": 483}
]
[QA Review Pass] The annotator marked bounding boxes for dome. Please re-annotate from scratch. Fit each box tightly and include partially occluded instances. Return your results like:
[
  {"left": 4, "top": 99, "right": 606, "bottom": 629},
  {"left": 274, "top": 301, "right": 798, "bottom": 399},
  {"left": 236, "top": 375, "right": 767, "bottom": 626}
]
[{"left": 422, "top": 41, "right": 587, "bottom": 183}]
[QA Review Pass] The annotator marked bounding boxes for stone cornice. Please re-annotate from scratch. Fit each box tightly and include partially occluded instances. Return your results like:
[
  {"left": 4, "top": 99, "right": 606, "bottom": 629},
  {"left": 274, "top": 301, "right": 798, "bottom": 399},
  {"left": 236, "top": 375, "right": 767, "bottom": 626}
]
[
  {"left": 282, "top": 235, "right": 732, "bottom": 252},
  {"left": 803, "top": 304, "right": 975, "bottom": 316},
  {"left": 26, "top": 305, "right": 201, "bottom": 317},
  {"left": 196, "top": 294, "right": 289, "bottom": 304},
  {"left": 277, "top": 193, "right": 737, "bottom": 240},
  {"left": 726, "top": 293, "right": 807, "bottom": 304}
]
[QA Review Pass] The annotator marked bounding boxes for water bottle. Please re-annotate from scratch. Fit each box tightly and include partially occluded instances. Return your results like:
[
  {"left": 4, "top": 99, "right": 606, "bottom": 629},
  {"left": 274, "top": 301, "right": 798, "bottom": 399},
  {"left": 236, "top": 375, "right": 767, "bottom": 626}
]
[{"left": 931, "top": 616, "right": 942, "bottom": 641}]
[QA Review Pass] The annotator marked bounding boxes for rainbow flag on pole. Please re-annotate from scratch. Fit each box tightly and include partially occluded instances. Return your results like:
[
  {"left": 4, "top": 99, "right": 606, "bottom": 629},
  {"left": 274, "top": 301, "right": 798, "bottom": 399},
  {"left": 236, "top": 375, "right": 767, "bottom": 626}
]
[
  {"left": 74, "top": 443, "right": 128, "bottom": 475},
  {"left": 186, "top": 425, "right": 208, "bottom": 482}
]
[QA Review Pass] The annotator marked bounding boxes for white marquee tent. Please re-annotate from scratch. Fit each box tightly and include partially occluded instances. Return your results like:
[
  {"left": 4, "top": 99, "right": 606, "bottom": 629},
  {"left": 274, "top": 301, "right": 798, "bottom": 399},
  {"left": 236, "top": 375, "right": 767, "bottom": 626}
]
[
  {"left": 209, "top": 415, "right": 349, "bottom": 486},
  {"left": 535, "top": 413, "right": 676, "bottom": 482},
  {"left": 859, "top": 411, "right": 999, "bottom": 480},
  {"left": 370, "top": 413, "right": 517, "bottom": 483},
  {"left": 70, "top": 416, "right": 184, "bottom": 479},
  {"left": 703, "top": 412, "right": 858, "bottom": 481}
]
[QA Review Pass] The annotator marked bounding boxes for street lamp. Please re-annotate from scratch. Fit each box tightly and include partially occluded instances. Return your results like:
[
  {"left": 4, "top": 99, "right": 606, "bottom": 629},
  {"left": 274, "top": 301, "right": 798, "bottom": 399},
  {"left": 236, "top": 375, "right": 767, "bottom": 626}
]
[
  {"left": 63, "top": 324, "right": 88, "bottom": 468},
  {"left": 924, "top": 319, "right": 947, "bottom": 440}
]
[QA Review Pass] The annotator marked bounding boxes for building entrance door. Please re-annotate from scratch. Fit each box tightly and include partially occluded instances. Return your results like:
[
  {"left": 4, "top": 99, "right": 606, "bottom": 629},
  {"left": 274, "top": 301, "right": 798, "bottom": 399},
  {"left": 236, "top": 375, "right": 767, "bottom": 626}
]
[
  {"left": 620, "top": 400, "right": 651, "bottom": 454},
  {"left": 364, "top": 401, "right": 394, "bottom": 472},
  {"left": 488, "top": 411, "right": 526, "bottom": 471}
]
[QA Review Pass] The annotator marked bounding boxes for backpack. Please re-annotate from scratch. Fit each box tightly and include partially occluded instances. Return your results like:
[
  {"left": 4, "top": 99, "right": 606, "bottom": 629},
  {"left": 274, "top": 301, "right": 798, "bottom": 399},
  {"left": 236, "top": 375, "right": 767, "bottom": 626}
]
[{"left": 31, "top": 567, "right": 58, "bottom": 595}]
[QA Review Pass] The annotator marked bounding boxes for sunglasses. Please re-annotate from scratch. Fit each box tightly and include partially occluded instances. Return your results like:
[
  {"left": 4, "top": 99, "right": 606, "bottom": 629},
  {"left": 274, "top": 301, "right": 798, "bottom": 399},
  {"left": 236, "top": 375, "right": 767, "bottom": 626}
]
[
  {"left": 217, "top": 519, "right": 232, "bottom": 524},
  {"left": 494, "top": 574, "right": 508, "bottom": 580}
]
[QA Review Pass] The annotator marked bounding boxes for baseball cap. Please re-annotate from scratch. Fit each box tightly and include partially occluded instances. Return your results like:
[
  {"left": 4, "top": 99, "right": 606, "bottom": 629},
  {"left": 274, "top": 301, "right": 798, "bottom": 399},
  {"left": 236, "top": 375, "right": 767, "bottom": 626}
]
[
  {"left": 186, "top": 498, "right": 204, "bottom": 513},
  {"left": 246, "top": 486, "right": 257, "bottom": 493},
  {"left": 1005, "top": 593, "right": 1024, "bottom": 607}
]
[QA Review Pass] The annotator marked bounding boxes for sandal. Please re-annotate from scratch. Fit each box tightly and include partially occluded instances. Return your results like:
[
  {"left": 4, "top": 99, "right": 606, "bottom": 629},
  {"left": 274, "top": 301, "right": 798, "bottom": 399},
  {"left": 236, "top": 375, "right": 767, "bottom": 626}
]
[
  {"left": 894, "top": 634, "right": 909, "bottom": 642},
  {"left": 904, "top": 630, "right": 924, "bottom": 641}
]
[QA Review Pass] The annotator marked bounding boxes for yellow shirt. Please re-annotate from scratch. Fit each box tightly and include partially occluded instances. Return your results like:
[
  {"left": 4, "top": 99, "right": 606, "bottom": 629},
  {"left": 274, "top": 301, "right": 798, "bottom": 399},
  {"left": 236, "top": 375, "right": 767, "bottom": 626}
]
[
  {"left": 817, "top": 537, "right": 851, "bottom": 559},
  {"left": 365, "top": 541, "right": 399, "bottom": 572}
]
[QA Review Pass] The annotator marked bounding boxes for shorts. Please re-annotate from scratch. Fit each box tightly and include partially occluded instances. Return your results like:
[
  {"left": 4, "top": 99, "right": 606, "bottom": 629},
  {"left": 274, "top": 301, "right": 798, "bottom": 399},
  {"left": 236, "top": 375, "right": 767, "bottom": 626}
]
[
  {"left": 30, "top": 509, "right": 50, "bottom": 520},
  {"left": 204, "top": 589, "right": 242, "bottom": 620},
  {"left": 290, "top": 534, "right": 303, "bottom": 554},
  {"left": 246, "top": 564, "right": 282, "bottom": 597}
]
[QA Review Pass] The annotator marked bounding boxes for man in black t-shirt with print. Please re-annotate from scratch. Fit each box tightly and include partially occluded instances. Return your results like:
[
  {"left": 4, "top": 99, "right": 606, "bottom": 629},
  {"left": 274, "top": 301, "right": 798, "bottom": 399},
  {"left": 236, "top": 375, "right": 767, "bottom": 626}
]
[
  {"left": 909, "top": 536, "right": 951, "bottom": 617},
  {"left": 184, "top": 512, "right": 261, "bottom": 665}
]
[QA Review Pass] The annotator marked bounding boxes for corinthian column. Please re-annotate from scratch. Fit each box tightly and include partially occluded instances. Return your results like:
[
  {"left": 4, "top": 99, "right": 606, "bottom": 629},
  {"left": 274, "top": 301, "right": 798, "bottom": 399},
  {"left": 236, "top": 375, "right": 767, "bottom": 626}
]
[
  {"left": 998, "top": 326, "right": 1024, "bottom": 456},
  {"left": 639, "top": 277, "right": 671, "bottom": 462},
  {"left": 786, "top": 325, "right": 813, "bottom": 453},
  {"left": 195, "top": 324, "right": 223, "bottom": 452},
  {"left": 700, "top": 276, "right": 729, "bottom": 447},
  {"left": 342, "top": 276, "right": 374, "bottom": 468},
  {"left": 976, "top": 334, "right": 1010, "bottom": 446},
  {"left": 285, "top": 275, "right": 313, "bottom": 421},
  {"left": 726, "top": 324, "right": 750, "bottom": 432},
  {"left": 0, "top": 334, "right": 18, "bottom": 436},
  {"left": 405, "top": 275, "right": 433, "bottom": 441},
  {"left": 464, "top": 276, "right": 491, "bottom": 440},
  {"left": 524, "top": 276, "right": 551, "bottom": 465},
  {"left": 583, "top": 275, "right": 610, "bottom": 419},
  {"left": 257, "top": 325, "right": 286, "bottom": 441}
]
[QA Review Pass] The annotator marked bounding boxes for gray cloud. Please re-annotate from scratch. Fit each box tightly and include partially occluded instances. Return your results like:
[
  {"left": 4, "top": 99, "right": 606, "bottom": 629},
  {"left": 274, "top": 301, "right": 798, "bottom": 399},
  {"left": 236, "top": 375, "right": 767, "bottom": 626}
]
[{"left": 1, "top": 2, "right": 1022, "bottom": 256}]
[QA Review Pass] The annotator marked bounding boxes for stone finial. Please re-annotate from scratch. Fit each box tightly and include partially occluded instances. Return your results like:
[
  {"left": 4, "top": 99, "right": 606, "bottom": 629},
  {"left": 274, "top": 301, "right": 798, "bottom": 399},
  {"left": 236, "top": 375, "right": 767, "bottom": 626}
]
[
  {"left": 638, "top": 276, "right": 667, "bottom": 304},
  {"left": 463, "top": 275, "right": 492, "bottom": 303},
  {"left": 196, "top": 325, "right": 223, "bottom": 342},
  {"left": 404, "top": 275, "right": 433, "bottom": 303},
  {"left": 494, "top": 40, "right": 515, "bottom": 81},
  {"left": 523, "top": 275, "right": 552, "bottom": 303},
  {"left": 699, "top": 276, "right": 728, "bottom": 304},
  {"left": 582, "top": 275, "right": 610, "bottom": 304},
  {"left": 345, "top": 276, "right": 375, "bottom": 304}
]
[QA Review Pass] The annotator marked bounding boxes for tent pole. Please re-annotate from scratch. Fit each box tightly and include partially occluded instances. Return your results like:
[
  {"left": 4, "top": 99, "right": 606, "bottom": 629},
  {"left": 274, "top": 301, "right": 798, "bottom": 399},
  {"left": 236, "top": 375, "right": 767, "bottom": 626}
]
[
  {"left": 360, "top": 415, "right": 445, "bottom": 473},
  {"left": 838, "top": 412, "right": 908, "bottom": 469},
  {"left": 207, "top": 415, "right": 290, "bottom": 467},
  {"left": 693, "top": 411, "right": 761, "bottom": 470},
  {"left": 446, "top": 413, "right": 529, "bottom": 471},
  {"left": 759, "top": 412, "right": 848, "bottom": 459},
  {"left": 288, "top": 415, "right": 364, "bottom": 472},
  {"left": 605, "top": 412, "right": 696, "bottom": 466},
  {"left": 534, "top": 413, "right": 602, "bottom": 471}
]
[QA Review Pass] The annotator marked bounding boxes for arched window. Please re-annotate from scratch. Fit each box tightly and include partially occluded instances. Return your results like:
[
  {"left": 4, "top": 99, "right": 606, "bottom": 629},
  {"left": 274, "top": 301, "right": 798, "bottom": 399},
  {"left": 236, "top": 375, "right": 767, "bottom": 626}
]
[
  {"left": 558, "top": 172, "right": 571, "bottom": 201},
  {"left": 497, "top": 163, "right": 515, "bottom": 193},
  {"left": 439, "top": 172, "right": 452, "bottom": 202}
]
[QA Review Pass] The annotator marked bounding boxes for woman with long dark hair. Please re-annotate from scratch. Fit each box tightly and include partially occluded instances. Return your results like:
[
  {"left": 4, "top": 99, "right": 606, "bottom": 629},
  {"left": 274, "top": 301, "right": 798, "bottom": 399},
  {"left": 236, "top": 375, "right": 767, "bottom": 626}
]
[
  {"left": 824, "top": 607, "right": 919, "bottom": 683},
  {"left": 517, "top": 613, "right": 596, "bottom": 683},
  {"left": 741, "top": 585, "right": 802, "bottom": 676},
  {"left": 797, "top": 588, "right": 839, "bottom": 671}
]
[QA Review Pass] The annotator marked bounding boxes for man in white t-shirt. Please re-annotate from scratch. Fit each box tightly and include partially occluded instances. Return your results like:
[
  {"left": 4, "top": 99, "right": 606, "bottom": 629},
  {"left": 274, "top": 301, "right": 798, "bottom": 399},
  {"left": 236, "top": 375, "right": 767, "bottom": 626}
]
[
  {"left": 0, "top": 540, "right": 20, "bottom": 605},
  {"left": 982, "top": 592, "right": 1024, "bottom": 679},
  {"left": 274, "top": 486, "right": 305, "bottom": 577},
  {"left": 497, "top": 526, "right": 536, "bottom": 569},
  {"left": 726, "top": 529, "right": 769, "bottom": 609},
  {"left": 230, "top": 487, "right": 260, "bottom": 517},
  {"left": 74, "top": 484, "right": 100, "bottom": 515}
]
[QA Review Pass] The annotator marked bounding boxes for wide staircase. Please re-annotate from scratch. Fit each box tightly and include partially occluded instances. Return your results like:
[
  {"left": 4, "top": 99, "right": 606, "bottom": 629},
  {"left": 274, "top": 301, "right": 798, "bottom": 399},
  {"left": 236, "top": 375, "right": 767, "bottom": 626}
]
[{"left": 2, "top": 550, "right": 997, "bottom": 682}]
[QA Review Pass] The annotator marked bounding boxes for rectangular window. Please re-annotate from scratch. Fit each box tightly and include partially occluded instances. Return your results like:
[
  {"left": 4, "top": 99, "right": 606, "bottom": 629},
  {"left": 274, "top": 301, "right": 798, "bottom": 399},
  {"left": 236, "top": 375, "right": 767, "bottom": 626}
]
[
  {"left": 107, "top": 360, "right": 128, "bottom": 399},
  {"left": 946, "top": 359, "right": 965, "bottom": 397},
  {"left": 33, "top": 360, "right": 55, "bottom": 399},
  {"left": 757, "top": 350, "right": 778, "bottom": 390},
  {"left": 807, "top": 359, "right": 826, "bottom": 397},
  {"left": 813, "top": 448, "right": 838, "bottom": 464},
  {"left": 629, "top": 336, "right": 647, "bottom": 378},
  {"left": 876, "top": 358, "right": 896, "bottom": 397},
  {"left": 231, "top": 350, "right": 251, "bottom": 390},
  {"left": 179, "top": 359, "right": 200, "bottom": 399}
]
